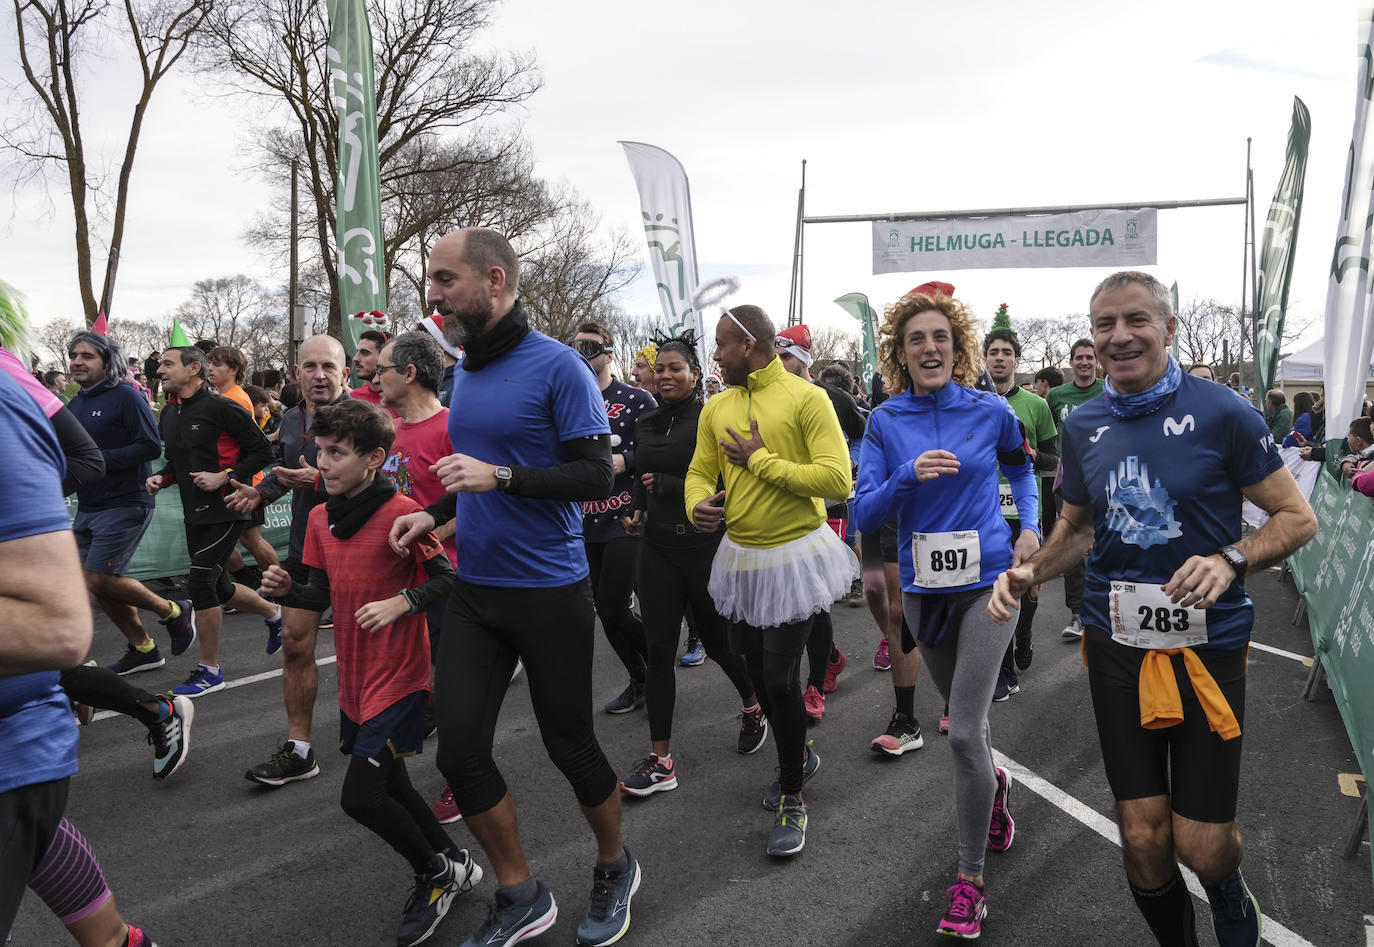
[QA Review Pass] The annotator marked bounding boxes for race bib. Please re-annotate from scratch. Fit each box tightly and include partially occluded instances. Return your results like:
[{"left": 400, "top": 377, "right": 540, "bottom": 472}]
[
  {"left": 998, "top": 481, "right": 1016, "bottom": 519},
  {"left": 1108, "top": 581, "right": 1208, "bottom": 649},
  {"left": 911, "top": 530, "right": 981, "bottom": 589}
]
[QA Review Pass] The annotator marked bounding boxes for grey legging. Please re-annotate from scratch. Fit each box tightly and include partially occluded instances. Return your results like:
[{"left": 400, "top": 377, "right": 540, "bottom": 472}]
[{"left": 903, "top": 588, "right": 1013, "bottom": 878}]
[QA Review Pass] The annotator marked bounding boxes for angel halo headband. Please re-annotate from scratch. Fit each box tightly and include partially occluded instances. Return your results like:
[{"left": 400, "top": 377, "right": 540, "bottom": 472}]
[{"left": 692, "top": 277, "right": 753, "bottom": 342}]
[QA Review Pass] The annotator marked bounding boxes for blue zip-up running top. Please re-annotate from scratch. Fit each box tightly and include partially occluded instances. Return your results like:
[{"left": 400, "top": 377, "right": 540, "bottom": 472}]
[{"left": 854, "top": 381, "right": 1038, "bottom": 594}]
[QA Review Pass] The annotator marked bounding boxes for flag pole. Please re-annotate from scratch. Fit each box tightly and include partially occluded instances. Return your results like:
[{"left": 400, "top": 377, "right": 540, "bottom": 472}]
[{"left": 787, "top": 160, "right": 806, "bottom": 327}]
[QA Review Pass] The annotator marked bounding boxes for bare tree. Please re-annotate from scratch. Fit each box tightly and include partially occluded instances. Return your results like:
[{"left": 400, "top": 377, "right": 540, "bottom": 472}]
[
  {"left": 173, "top": 274, "right": 287, "bottom": 371},
  {"left": 1010, "top": 315, "right": 1090, "bottom": 370},
  {"left": 109, "top": 315, "right": 171, "bottom": 362},
  {"left": 195, "top": 0, "right": 540, "bottom": 334},
  {"left": 809, "top": 325, "right": 860, "bottom": 367},
  {"left": 3, "top": 0, "right": 213, "bottom": 325},
  {"left": 1173, "top": 298, "right": 1241, "bottom": 370},
  {"left": 33, "top": 315, "right": 80, "bottom": 367}
]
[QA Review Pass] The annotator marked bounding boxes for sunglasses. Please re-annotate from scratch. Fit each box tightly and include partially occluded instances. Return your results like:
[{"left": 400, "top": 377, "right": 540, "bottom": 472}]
[{"left": 571, "top": 339, "right": 612, "bottom": 359}]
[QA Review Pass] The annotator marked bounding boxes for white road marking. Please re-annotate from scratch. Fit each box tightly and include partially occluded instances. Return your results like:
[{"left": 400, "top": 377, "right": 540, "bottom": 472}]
[
  {"left": 88, "top": 655, "right": 337, "bottom": 724},
  {"left": 1250, "top": 641, "right": 1310, "bottom": 663},
  {"left": 994, "top": 750, "right": 1318, "bottom": 947}
]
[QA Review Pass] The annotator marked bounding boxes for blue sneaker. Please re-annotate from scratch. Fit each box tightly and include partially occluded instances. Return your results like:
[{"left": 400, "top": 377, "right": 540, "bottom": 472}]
[
  {"left": 172, "top": 664, "right": 225, "bottom": 698},
  {"left": 265, "top": 611, "right": 283, "bottom": 655},
  {"left": 576, "top": 847, "right": 640, "bottom": 946},
  {"left": 461, "top": 881, "right": 557, "bottom": 947},
  {"left": 106, "top": 643, "right": 165, "bottom": 676},
  {"left": 159, "top": 600, "right": 197, "bottom": 656},
  {"left": 680, "top": 638, "right": 705, "bottom": 667}
]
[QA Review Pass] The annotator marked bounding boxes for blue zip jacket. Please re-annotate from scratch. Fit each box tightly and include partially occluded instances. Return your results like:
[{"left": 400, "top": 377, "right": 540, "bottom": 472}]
[
  {"left": 68, "top": 378, "right": 161, "bottom": 511},
  {"left": 854, "top": 381, "right": 1038, "bottom": 593}
]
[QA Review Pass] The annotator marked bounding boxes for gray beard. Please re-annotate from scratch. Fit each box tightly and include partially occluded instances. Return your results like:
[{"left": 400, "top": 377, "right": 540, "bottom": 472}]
[{"left": 442, "top": 309, "right": 490, "bottom": 348}]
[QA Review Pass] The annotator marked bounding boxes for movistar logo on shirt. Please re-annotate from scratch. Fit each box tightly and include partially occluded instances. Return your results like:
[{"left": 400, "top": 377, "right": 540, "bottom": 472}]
[
  {"left": 1105, "top": 456, "right": 1181, "bottom": 549},
  {"left": 1162, "top": 414, "right": 1195, "bottom": 437}
]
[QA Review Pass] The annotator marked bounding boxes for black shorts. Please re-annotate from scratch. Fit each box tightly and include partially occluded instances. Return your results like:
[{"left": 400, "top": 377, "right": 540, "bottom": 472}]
[
  {"left": 250, "top": 505, "right": 266, "bottom": 529},
  {"left": 339, "top": 691, "right": 427, "bottom": 761},
  {"left": 1084, "top": 631, "right": 1246, "bottom": 824},
  {"left": 860, "top": 521, "right": 899, "bottom": 569}
]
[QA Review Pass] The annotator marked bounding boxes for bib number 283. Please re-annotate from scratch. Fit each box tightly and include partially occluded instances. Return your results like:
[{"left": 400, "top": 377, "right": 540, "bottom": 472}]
[{"left": 1108, "top": 581, "right": 1208, "bottom": 649}]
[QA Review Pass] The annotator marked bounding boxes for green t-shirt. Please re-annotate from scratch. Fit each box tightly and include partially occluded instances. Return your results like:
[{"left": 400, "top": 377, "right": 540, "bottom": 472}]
[
  {"left": 1046, "top": 378, "right": 1104, "bottom": 439},
  {"left": 998, "top": 386, "right": 1057, "bottom": 521}
]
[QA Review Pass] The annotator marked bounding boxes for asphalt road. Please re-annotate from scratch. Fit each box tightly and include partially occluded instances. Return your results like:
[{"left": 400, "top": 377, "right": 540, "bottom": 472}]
[{"left": 7, "top": 567, "right": 1371, "bottom": 946}]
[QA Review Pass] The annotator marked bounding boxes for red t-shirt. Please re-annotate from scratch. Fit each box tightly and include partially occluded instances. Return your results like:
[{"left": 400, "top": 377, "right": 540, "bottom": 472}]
[
  {"left": 350, "top": 383, "right": 398, "bottom": 418},
  {"left": 382, "top": 408, "right": 457, "bottom": 566},
  {"left": 303, "top": 492, "right": 441, "bottom": 723}
]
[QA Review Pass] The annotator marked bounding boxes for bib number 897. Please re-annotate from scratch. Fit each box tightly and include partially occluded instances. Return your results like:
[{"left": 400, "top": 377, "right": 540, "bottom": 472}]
[
  {"left": 1137, "top": 606, "right": 1190, "bottom": 634},
  {"left": 931, "top": 548, "right": 969, "bottom": 572}
]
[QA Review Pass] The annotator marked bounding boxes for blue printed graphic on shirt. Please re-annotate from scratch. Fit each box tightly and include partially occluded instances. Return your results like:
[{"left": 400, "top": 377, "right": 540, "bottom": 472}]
[{"left": 1103, "top": 456, "right": 1182, "bottom": 549}]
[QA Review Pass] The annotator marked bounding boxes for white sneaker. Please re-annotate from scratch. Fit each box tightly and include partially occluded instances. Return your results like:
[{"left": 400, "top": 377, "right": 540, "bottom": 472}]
[{"left": 1060, "top": 615, "right": 1083, "bottom": 639}]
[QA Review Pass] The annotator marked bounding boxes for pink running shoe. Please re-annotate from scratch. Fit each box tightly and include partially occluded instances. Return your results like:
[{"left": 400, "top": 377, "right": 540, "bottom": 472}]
[
  {"left": 803, "top": 684, "right": 825, "bottom": 721},
  {"left": 873, "top": 637, "right": 891, "bottom": 671},
  {"left": 126, "top": 925, "right": 159, "bottom": 947},
  {"left": 432, "top": 783, "right": 463, "bottom": 824},
  {"left": 937, "top": 877, "right": 987, "bottom": 939},
  {"left": 823, "top": 648, "right": 847, "bottom": 694},
  {"left": 987, "top": 766, "right": 1015, "bottom": 852}
]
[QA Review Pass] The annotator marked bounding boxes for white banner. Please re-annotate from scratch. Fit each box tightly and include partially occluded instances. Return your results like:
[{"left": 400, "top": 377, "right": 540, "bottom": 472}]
[
  {"left": 1322, "top": 11, "right": 1374, "bottom": 434},
  {"left": 619, "top": 142, "right": 707, "bottom": 368},
  {"left": 872, "top": 208, "right": 1157, "bottom": 275},
  {"left": 1242, "top": 446, "right": 1320, "bottom": 528}
]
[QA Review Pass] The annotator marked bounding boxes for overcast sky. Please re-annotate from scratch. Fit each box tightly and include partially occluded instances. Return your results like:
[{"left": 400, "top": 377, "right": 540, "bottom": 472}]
[{"left": 0, "top": 0, "right": 1359, "bottom": 349}]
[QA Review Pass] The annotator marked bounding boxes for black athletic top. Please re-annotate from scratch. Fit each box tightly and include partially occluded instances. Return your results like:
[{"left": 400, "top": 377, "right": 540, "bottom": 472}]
[
  {"left": 156, "top": 383, "right": 273, "bottom": 524},
  {"left": 631, "top": 395, "right": 722, "bottom": 551}
]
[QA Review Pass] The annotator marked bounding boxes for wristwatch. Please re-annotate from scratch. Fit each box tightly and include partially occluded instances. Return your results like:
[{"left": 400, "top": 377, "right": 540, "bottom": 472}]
[
  {"left": 1218, "top": 544, "right": 1248, "bottom": 579},
  {"left": 494, "top": 465, "right": 513, "bottom": 492}
]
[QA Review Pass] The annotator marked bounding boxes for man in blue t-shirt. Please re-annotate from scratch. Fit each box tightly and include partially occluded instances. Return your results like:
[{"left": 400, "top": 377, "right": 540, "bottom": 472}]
[
  {"left": 0, "top": 368, "right": 93, "bottom": 929},
  {"left": 390, "top": 227, "right": 641, "bottom": 947},
  {"left": 990, "top": 271, "right": 1316, "bottom": 947}
]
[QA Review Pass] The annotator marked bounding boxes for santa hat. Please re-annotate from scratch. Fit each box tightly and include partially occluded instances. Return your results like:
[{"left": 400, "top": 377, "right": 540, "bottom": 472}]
[
  {"left": 908, "top": 280, "right": 955, "bottom": 298},
  {"left": 774, "top": 324, "right": 813, "bottom": 367},
  {"left": 420, "top": 313, "right": 464, "bottom": 360}
]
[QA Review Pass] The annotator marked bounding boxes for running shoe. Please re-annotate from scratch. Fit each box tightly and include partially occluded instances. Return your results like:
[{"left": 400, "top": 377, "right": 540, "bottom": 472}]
[
  {"left": 148, "top": 694, "right": 194, "bottom": 781},
  {"left": 1060, "top": 614, "right": 1083, "bottom": 640},
  {"left": 937, "top": 877, "right": 987, "bottom": 939},
  {"left": 762, "top": 745, "right": 820, "bottom": 810},
  {"left": 73, "top": 700, "right": 94, "bottom": 726},
  {"left": 803, "top": 684, "right": 825, "bottom": 721},
  {"left": 510, "top": 659, "right": 524, "bottom": 684},
  {"left": 871, "top": 709, "right": 924, "bottom": 756},
  {"left": 244, "top": 741, "right": 320, "bottom": 786},
  {"left": 1004, "top": 669, "right": 1020, "bottom": 696},
  {"left": 125, "top": 926, "right": 158, "bottom": 947},
  {"left": 619, "top": 754, "right": 677, "bottom": 797},
  {"left": 823, "top": 648, "right": 847, "bottom": 694},
  {"left": 397, "top": 849, "right": 483, "bottom": 947},
  {"left": 575, "top": 847, "right": 641, "bottom": 946},
  {"left": 265, "top": 611, "right": 284, "bottom": 655},
  {"left": 993, "top": 671, "right": 1012, "bottom": 703},
  {"left": 461, "top": 882, "right": 557, "bottom": 947},
  {"left": 106, "top": 644, "right": 165, "bottom": 676},
  {"left": 603, "top": 681, "right": 644, "bottom": 715},
  {"left": 766, "top": 795, "right": 807, "bottom": 857},
  {"left": 1205, "top": 869, "right": 1262, "bottom": 947},
  {"left": 680, "top": 638, "right": 705, "bottom": 667},
  {"left": 939, "top": 705, "right": 950, "bottom": 735},
  {"left": 159, "top": 599, "right": 197, "bottom": 656},
  {"left": 873, "top": 637, "right": 891, "bottom": 671},
  {"left": 1013, "top": 628, "right": 1033, "bottom": 670},
  {"left": 987, "top": 766, "right": 1015, "bottom": 853},
  {"left": 738, "top": 706, "right": 769, "bottom": 754},
  {"left": 433, "top": 783, "right": 463, "bottom": 824},
  {"left": 845, "top": 576, "right": 864, "bottom": 608},
  {"left": 171, "top": 664, "right": 224, "bottom": 698}
]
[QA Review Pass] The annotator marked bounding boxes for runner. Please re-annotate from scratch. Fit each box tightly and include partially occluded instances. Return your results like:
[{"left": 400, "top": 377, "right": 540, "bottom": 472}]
[
  {"left": 227, "top": 334, "right": 349, "bottom": 786},
  {"left": 349, "top": 329, "right": 390, "bottom": 409},
  {"left": 1045, "top": 338, "right": 1103, "bottom": 640},
  {"left": 616, "top": 332, "right": 765, "bottom": 799},
  {"left": 390, "top": 227, "right": 639, "bottom": 947},
  {"left": 853, "top": 286, "right": 1040, "bottom": 939},
  {"left": 990, "top": 270, "right": 1317, "bottom": 947},
  {"left": 149, "top": 345, "right": 283, "bottom": 698},
  {"left": 685, "top": 302, "right": 856, "bottom": 857}
]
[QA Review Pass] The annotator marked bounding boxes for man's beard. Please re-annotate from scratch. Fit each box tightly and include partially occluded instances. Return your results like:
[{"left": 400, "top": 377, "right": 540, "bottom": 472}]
[{"left": 440, "top": 295, "right": 494, "bottom": 348}]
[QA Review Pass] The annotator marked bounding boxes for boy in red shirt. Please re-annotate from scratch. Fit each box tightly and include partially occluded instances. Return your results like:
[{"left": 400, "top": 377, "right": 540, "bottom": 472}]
[{"left": 259, "top": 400, "right": 481, "bottom": 946}]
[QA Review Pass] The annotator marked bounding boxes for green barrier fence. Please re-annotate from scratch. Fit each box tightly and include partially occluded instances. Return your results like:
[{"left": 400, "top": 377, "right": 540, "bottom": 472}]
[{"left": 1288, "top": 466, "right": 1374, "bottom": 882}]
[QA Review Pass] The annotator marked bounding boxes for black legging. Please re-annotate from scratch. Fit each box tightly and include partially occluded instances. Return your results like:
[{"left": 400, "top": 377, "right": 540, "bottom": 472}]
[
  {"left": 639, "top": 541, "right": 753, "bottom": 743},
  {"left": 585, "top": 537, "right": 647, "bottom": 684},
  {"left": 735, "top": 617, "right": 812, "bottom": 795},
  {"left": 184, "top": 520, "right": 247, "bottom": 610},
  {"left": 59, "top": 665, "right": 160, "bottom": 726},
  {"left": 435, "top": 578, "right": 618, "bottom": 817},
  {"left": 805, "top": 609, "right": 836, "bottom": 690},
  {"left": 340, "top": 747, "right": 453, "bottom": 873}
]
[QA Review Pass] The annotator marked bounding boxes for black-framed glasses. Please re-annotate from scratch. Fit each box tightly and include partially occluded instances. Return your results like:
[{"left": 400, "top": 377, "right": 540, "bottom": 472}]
[
  {"left": 571, "top": 339, "right": 612, "bottom": 359},
  {"left": 375, "top": 363, "right": 407, "bottom": 375}
]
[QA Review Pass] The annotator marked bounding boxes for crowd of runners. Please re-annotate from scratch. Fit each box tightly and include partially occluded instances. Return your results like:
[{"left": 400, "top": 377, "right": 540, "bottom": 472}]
[{"left": 1, "top": 229, "right": 1320, "bottom": 947}]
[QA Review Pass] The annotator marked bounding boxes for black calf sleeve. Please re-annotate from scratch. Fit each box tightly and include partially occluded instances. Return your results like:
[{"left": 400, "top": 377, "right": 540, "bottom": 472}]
[{"left": 1129, "top": 871, "right": 1199, "bottom": 947}]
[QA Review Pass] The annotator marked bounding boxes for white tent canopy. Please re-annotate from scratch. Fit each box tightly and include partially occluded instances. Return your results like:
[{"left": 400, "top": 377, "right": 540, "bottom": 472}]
[{"left": 1276, "top": 336, "right": 1374, "bottom": 383}]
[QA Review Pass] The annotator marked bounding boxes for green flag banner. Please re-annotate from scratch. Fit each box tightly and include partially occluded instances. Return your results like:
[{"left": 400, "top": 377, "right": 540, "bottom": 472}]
[
  {"left": 1288, "top": 466, "right": 1374, "bottom": 885},
  {"left": 833, "top": 292, "right": 878, "bottom": 386},
  {"left": 1169, "top": 282, "right": 1180, "bottom": 360},
  {"left": 329, "top": 0, "right": 386, "bottom": 360},
  {"left": 1257, "top": 97, "right": 1312, "bottom": 396}
]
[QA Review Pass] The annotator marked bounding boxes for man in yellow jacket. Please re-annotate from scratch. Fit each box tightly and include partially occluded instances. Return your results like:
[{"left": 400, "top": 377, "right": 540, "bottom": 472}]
[{"left": 685, "top": 303, "right": 856, "bottom": 859}]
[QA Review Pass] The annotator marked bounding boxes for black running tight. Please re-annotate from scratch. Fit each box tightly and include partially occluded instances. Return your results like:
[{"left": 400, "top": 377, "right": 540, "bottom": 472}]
[
  {"left": 639, "top": 541, "right": 753, "bottom": 743},
  {"left": 734, "top": 617, "right": 811, "bottom": 795},
  {"left": 340, "top": 749, "right": 453, "bottom": 874},
  {"left": 585, "top": 537, "right": 647, "bottom": 684},
  {"left": 60, "top": 665, "right": 161, "bottom": 727}
]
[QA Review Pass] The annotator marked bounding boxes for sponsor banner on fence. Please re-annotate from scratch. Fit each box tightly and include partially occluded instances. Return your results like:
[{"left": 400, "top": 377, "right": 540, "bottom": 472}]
[
  {"left": 1287, "top": 467, "right": 1374, "bottom": 884},
  {"left": 872, "top": 208, "right": 1157, "bottom": 275}
]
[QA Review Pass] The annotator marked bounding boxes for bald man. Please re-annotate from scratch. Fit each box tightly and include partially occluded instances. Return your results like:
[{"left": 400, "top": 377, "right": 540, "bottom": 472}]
[{"left": 225, "top": 334, "right": 352, "bottom": 787}]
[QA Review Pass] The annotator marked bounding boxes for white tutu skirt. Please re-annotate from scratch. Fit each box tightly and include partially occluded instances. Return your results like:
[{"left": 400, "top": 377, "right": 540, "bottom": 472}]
[{"left": 708, "top": 524, "right": 860, "bottom": 629}]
